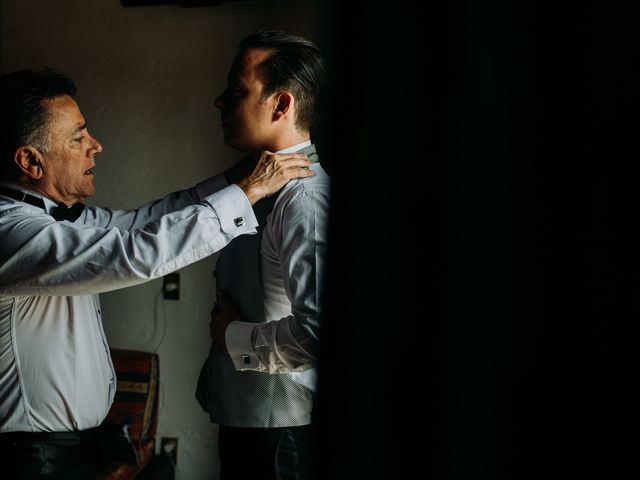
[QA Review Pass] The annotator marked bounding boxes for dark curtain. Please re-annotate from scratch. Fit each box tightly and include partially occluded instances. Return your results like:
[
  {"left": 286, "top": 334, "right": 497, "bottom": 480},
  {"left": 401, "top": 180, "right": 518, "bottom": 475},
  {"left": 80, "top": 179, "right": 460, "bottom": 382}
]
[{"left": 314, "top": 1, "right": 639, "bottom": 478}]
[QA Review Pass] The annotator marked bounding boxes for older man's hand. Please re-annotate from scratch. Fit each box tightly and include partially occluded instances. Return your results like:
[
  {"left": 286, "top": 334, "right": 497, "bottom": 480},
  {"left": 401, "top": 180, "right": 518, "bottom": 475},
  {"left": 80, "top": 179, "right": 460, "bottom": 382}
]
[{"left": 236, "top": 151, "right": 313, "bottom": 204}]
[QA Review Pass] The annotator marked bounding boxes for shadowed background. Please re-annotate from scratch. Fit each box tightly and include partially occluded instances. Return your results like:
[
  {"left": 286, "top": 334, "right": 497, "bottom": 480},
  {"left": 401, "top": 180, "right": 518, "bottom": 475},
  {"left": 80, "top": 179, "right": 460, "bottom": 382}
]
[{"left": 3, "top": 1, "right": 639, "bottom": 479}]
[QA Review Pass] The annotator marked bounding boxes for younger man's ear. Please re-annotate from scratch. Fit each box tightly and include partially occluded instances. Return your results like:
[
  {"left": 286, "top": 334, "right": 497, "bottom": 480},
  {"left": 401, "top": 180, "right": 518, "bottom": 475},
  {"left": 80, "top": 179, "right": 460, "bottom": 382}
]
[
  {"left": 14, "top": 146, "right": 44, "bottom": 180},
  {"left": 273, "top": 92, "right": 293, "bottom": 119}
]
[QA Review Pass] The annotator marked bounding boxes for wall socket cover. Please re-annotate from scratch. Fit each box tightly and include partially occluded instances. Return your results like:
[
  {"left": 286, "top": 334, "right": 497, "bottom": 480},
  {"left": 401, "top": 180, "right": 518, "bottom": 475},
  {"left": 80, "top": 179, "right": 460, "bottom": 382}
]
[
  {"left": 163, "top": 273, "right": 180, "bottom": 300},
  {"left": 161, "top": 436, "right": 178, "bottom": 462}
]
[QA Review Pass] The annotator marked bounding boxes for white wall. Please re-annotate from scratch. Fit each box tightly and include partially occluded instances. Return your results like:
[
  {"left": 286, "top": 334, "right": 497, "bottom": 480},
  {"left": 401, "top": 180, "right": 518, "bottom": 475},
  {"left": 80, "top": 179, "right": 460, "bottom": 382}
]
[{"left": 1, "top": 1, "right": 322, "bottom": 478}]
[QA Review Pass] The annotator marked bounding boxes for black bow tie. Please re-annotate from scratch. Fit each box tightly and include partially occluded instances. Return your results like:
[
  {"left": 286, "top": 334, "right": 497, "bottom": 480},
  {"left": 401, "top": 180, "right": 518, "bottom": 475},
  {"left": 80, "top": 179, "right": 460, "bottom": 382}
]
[
  {"left": 51, "top": 202, "right": 85, "bottom": 222},
  {"left": 0, "top": 186, "right": 84, "bottom": 222}
]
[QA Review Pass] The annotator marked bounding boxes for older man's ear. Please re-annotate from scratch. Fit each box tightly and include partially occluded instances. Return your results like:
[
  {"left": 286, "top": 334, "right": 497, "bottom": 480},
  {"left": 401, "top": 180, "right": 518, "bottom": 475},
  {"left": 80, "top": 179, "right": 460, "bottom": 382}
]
[{"left": 14, "top": 146, "right": 44, "bottom": 179}]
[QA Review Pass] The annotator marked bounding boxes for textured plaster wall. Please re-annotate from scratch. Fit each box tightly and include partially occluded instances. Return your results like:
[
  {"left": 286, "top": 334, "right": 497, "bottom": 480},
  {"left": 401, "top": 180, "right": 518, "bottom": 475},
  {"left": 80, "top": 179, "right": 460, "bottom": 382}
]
[{"left": 0, "top": 1, "right": 322, "bottom": 478}]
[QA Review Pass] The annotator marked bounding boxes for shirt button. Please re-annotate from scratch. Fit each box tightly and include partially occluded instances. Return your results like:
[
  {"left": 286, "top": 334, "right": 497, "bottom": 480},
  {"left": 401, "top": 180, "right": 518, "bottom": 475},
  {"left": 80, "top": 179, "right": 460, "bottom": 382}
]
[{"left": 234, "top": 217, "right": 245, "bottom": 227}]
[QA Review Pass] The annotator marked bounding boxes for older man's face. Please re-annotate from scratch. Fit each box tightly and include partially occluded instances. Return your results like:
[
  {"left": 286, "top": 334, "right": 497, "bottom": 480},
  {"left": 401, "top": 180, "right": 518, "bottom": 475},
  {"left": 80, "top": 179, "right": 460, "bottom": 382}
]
[{"left": 36, "top": 95, "right": 102, "bottom": 205}]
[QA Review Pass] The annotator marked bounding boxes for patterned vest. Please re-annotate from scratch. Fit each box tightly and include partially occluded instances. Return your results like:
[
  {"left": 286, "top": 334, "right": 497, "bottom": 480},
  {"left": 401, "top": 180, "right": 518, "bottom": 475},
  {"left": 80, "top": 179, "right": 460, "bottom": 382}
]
[{"left": 203, "top": 146, "right": 317, "bottom": 427}]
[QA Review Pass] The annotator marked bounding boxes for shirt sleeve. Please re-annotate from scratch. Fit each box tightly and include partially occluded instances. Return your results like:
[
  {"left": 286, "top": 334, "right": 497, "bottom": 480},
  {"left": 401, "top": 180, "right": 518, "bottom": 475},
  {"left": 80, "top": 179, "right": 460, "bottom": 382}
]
[
  {"left": 0, "top": 183, "right": 256, "bottom": 296},
  {"left": 78, "top": 173, "right": 229, "bottom": 230},
  {"left": 226, "top": 188, "right": 330, "bottom": 373}
]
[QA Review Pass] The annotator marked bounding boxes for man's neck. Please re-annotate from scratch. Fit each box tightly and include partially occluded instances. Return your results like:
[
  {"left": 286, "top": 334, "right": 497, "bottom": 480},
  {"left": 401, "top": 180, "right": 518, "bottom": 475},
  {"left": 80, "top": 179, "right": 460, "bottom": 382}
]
[
  {"left": 13, "top": 178, "right": 41, "bottom": 196},
  {"left": 14, "top": 178, "right": 54, "bottom": 202},
  {"left": 250, "top": 133, "right": 310, "bottom": 159},
  {"left": 15, "top": 178, "right": 75, "bottom": 206}
]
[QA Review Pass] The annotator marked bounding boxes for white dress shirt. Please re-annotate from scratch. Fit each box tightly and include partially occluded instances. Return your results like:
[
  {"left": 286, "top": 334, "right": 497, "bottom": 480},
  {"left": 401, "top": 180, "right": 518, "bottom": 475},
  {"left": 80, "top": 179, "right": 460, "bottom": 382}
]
[
  {"left": 225, "top": 141, "right": 330, "bottom": 392},
  {"left": 0, "top": 176, "right": 257, "bottom": 433}
]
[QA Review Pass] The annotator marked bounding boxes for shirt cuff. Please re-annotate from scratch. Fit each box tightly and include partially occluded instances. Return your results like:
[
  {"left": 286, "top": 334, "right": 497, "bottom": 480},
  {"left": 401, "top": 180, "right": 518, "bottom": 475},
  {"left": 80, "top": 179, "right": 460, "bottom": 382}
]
[
  {"left": 226, "top": 321, "right": 260, "bottom": 370},
  {"left": 203, "top": 184, "right": 258, "bottom": 234},
  {"left": 195, "top": 173, "right": 228, "bottom": 199}
]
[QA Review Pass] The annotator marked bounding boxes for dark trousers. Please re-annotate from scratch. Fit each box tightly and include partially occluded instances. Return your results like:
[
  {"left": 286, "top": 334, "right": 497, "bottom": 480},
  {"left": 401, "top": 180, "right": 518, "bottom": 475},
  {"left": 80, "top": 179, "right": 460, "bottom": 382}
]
[
  {"left": 218, "top": 424, "right": 314, "bottom": 480},
  {"left": 0, "top": 430, "right": 97, "bottom": 480}
]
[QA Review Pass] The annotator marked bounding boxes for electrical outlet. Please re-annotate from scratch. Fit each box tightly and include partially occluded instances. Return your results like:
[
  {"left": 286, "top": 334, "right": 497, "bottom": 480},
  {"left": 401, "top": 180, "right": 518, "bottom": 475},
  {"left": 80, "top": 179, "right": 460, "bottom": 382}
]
[
  {"left": 161, "top": 437, "right": 178, "bottom": 464},
  {"left": 163, "top": 273, "right": 180, "bottom": 300}
]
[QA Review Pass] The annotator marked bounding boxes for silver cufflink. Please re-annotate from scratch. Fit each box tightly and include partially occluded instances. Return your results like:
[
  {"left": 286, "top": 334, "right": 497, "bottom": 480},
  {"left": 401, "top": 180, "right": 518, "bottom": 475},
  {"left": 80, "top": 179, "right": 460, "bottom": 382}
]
[{"left": 234, "top": 217, "right": 244, "bottom": 227}]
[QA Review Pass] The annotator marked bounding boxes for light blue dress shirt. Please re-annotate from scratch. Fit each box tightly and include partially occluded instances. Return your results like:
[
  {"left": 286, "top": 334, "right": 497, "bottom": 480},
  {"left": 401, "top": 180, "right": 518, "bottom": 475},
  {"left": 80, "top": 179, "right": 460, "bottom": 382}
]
[
  {"left": 204, "top": 141, "right": 328, "bottom": 427},
  {"left": 225, "top": 141, "right": 330, "bottom": 393},
  {"left": 0, "top": 176, "right": 257, "bottom": 433}
]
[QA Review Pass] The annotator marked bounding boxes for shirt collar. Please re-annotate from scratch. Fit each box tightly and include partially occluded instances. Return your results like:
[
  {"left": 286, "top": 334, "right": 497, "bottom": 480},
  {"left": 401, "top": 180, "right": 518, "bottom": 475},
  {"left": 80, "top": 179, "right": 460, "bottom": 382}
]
[
  {"left": 276, "top": 140, "right": 312, "bottom": 154},
  {"left": 0, "top": 182, "right": 59, "bottom": 212}
]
